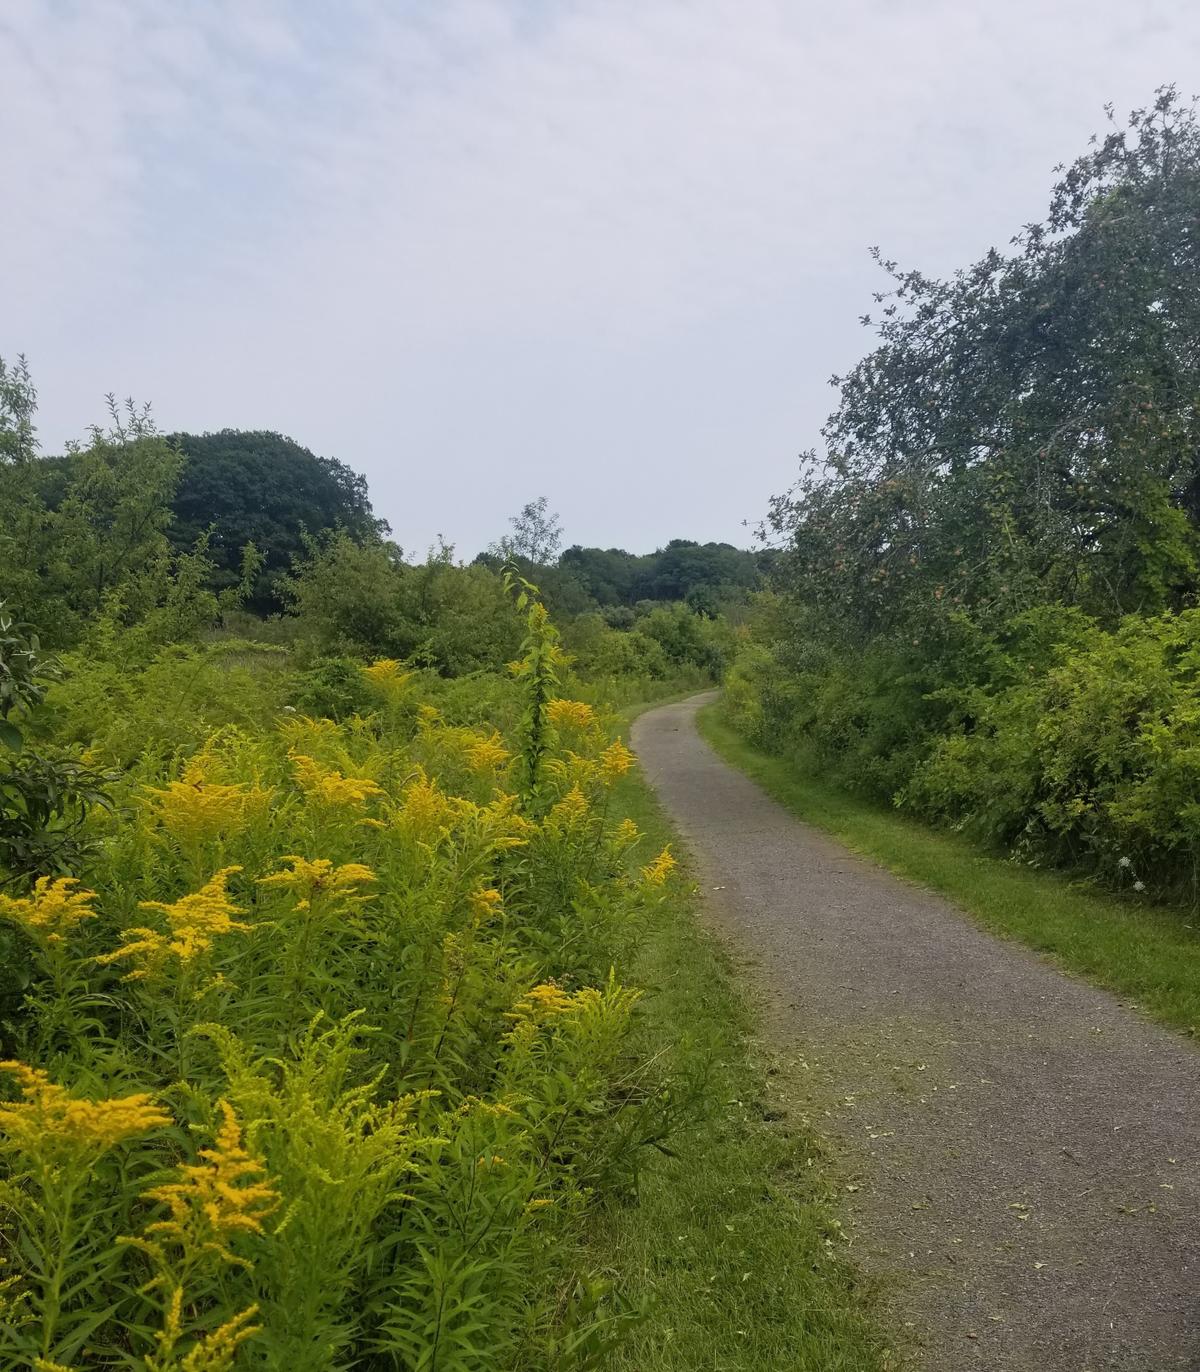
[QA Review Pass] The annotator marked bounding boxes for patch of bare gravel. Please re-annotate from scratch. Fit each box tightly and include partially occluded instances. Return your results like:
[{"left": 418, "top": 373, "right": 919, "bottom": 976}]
[{"left": 632, "top": 694, "right": 1200, "bottom": 1372}]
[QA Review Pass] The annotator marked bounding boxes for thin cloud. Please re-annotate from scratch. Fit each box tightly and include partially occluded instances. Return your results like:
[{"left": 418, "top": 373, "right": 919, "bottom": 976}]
[{"left": 3, "top": 0, "right": 1200, "bottom": 554}]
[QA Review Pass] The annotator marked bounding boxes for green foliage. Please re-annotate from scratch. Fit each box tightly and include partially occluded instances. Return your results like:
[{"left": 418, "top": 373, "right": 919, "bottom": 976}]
[
  {"left": 738, "top": 90, "right": 1200, "bottom": 906},
  {"left": 285, "top": 533, "right": 523, "bottom": 676},
  {"left": 168, "top": 429, "right": 386, "bottom": 613},
  {"left": 559, "top": 539, "right": 763, "bottom": 610},
  {"left": 770, "top": 88, "right": 1200, "bottom": 641}
]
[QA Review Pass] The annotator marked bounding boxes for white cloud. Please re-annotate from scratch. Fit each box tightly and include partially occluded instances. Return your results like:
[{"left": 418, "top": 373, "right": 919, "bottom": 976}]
[{"left": 3, "top": 0, "right": 1200, "bottom": 553}]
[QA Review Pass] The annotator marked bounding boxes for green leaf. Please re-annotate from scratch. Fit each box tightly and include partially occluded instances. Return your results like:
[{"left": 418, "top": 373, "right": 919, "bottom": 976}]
[{"left": 0, "top": 719, "right": 22, "bottom": 752}]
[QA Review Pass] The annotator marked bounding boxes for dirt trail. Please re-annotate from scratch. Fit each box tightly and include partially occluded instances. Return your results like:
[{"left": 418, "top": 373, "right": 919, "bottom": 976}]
[{"left": 632, "top": 694, "right": 1200, "bottom": 1372}]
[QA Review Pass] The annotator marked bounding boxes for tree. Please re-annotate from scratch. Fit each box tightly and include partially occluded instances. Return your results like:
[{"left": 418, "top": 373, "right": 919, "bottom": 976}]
[
  {"left": 488, "top": 497, "right": 563, "bottom": 567},
  {"left": 769, "top": 87, "right": 1200, "bottom": 643},
  {"left": 167, "top": 430, "right": 387, "bottom": 612}
]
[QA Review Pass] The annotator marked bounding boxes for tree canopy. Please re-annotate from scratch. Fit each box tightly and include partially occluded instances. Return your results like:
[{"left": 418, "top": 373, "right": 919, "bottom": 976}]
[
  {"left": 167, "top": 429, "right": 386, "bottom": 611},
  {"left": 769, "top": 88, "right": 1200, "bottom": 644}
]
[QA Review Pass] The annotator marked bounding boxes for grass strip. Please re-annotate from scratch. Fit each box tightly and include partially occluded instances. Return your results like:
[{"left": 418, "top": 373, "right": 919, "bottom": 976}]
[
  {"left": 698, "top": 703, "right": 1200, "bottom": 1038},
  {"left": 588, "top": 761, "right": 893, "bottom": 1372}
]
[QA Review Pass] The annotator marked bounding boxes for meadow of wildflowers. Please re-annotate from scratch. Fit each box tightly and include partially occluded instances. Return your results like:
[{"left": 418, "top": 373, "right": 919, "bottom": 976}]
[{"left": 0, "top": 587, "right": 676, "bottom": 1370}]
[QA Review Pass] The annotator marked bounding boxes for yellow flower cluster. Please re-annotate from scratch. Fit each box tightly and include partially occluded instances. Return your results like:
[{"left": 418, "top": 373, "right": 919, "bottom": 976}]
[
  {"left": 545, "top": 698, "right": 597, "bottom": 731},
  {"left": 614, "top": 818, "right": 640, "bottom": 846},
  {"left": 258, "top": 856, "right": 376, "bottom": 911},
  {"left": 144, "top": 778, "right": 268, "bottom": 850},
  {"left": 598, "top": 739, "right": 635, "bottom": 782},
  {"left": 98, "top": 868, "right": 249, "bottom": 978},
  {"left": 362, "top": 659, "right": 413, "bottom": 698},
  {"left": 469, "top": 887, "right": 503, "bottom": 923},
  {"left": 148, "top": 1293, "right": 260, "bottom": 1372},
  {"left": 0, "top": 1061, "right": 170, "bottom": 1159},
  {"left": 135, "top": 1101, "right": 279, "bottom": 1271},
  {"left": 547, "top": 785, "right": 590, "bottom": 830},
  {"left": 640, "top": 846, "right": 677, "bottom": 886},
  {"left": 0, "top": 876, "right": 97, "bottom": 947},
  {"left": 396, "top": 770, "right": 454, "bottom": 837},
  {"left": 466, "top": 735, "right": 510, "bottom": 773},
  {"left": 510, "top": 982, "right": 575, "bottom": 1020},
  {"left": 291, "top": 754, "right": 384, "bottom": 810},
  {"left": 276, "top": 713, "right": 339, "bottom": 754}
]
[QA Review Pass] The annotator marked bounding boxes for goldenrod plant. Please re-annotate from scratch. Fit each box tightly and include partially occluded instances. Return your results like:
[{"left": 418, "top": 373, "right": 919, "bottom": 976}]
[{"left": 0, "top": 582, "right": 678, "bottom": 1369}]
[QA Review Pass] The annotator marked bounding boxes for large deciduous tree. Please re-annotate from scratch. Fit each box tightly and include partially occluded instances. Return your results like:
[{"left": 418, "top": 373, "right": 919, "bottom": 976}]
[
  {"left": 167, "top": 430, "right": 387, "bottom": 612},
  {"left": 771, "top": 88, "right": 1200, "bottom": 643}
]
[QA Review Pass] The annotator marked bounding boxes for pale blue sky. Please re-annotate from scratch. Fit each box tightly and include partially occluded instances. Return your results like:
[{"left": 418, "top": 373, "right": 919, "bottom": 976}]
[{"left": 4, "top": 1, "right": 1200, "bottom": 556}]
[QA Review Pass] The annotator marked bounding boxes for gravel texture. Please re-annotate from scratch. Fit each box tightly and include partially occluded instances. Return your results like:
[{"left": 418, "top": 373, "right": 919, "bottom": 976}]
[{"left": 632, "top": 693, "right": 1200, "bottom": 1372}]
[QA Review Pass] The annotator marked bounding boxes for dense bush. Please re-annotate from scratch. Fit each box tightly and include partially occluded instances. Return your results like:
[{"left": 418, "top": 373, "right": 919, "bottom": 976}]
[{"left": 0, "top": 591, "right": 678, "bottom": 1369}]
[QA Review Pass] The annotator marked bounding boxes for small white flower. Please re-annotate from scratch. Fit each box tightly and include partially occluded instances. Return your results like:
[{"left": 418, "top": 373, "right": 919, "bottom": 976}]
[
  {"left": 1117, "top": 856, "right": 1132, "bottom": 870},
  {"left": 1133, "top": 880, "right": 1145, "bottom": 892}
]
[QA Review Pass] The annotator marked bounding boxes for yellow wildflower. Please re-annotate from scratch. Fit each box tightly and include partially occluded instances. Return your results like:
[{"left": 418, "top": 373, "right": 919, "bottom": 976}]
[
  {"left": 291, "top": 754, "right": 384, "bottom": 810},
  {"left": 362, "top": 658, "right": 413, "bottom": 693},
  {"left": 417, "top": 704, "right": 443, "bottom": 726},
  {"left": 143, "top": 779, "right": 254, "bottom": 848},
  {"left": 98, "top": 868, "right": 248, "bottom": 978},
  {"left": 0, "top": 876, "right": 97, "bottom": 947},
  {"left": 397, "top": 770, "right": 454, "bottom": 837},
  {"left": 175, "top": 1304, "right": 261, "bottom": 1372},
  {"left": 0, "top": 1061, "right": 170, "bottom": 1160},
  {"left": 509, "top": 982, "right": 575, "bottom": 1022},
  {"left": 547, "top": 785, "right": 590, "bottom": 830},
  {"left": 133, "top": 1100, "right": 279, "bottom": 1271},
  {"left": 34, "top": 1362, "right": 77, "bottom": 1372},
  {"left": 276, "top": 713, "right": 339, "bottom": 754},
  {"left": 469, "top": 887, "right": 503, "bottom": 924},
  {"left": 614, "top": 817, "right": 640, "bottom": 846},
  {"left": 598, "top": 739, "right": 635, "bottom": 782},
  {"left": 640, "top": 846, "right": 677, "bottom": 886},
  {"left": 546, "top": 698, "right": 596, "bottom": 731},
  {"left": 466, "top": 735, "right": 510, "bottom": 773},
  {"left": 258, "top": 856, "right": 376, "bottom": 911}
]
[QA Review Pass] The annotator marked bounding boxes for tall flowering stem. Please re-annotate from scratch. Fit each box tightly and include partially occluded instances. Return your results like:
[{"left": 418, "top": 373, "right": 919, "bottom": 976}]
[
  {"left": 503, "top": 570, "right": 566, "bottom": 815},
  {"left": 0, "top": 1062, "right": 170, "bottom": 1362}
]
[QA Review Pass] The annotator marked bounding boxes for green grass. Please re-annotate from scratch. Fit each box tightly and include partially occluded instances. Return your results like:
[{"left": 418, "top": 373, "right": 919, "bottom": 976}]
[
  {"left": 586, "top": 761, "right": 894, "bottom": 1372},
  {"left": 697, "top": 704, "right": 1200, "bottom": 1038}
]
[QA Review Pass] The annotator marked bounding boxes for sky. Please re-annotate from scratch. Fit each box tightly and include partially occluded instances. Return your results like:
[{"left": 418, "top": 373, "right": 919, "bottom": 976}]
[{"left": 4, "top": 1, "right": 1200, "bottom": 559}]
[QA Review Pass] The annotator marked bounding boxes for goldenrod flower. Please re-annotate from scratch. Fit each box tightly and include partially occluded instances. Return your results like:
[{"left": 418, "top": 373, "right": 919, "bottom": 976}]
[
  {"left": 547, "top": 785, "right": 590, "bottom": 830},
  {"left": 144, "top": 779, "right": 259, "bottom": 849},
  {"left": 277, "top": 714, "right": 339, "bottom": 753},
  {"left": 397, "top": 770, "right": 454, "bottom": 837},
  {"left": 509, "top": 982, "right": 575, "bottom": 1021},
  {"left": 98, "top": 868, "right": 249, "bottom": 978},
  {"left": 363, "top": 658, "right": 412, "bottom": 690},
  {"left": 258, "top": 856, "right": 376, "bottom": 911},
  {"left": 175, "top": 1304, "right": 261, "bottom": 1372},
  {"left": 291, "top": 754, "right": 383, "bottom": 810},
  {"left": 466, "top": 735, "right": 510, "bottom": 773},
  {"left": 546, "top": 698, "right": 596, "bottom": 731},
  {"left": 640, "top": 846, "right": 677, "bottom": 886},
  {"left": 0, "top": 876, "right": 97, "bottom": 947},
  {"left": 598, "top": 739, "right": 635, "bottom": 782},
  {"left": 469, "top": 887, "right": 503, "bottom": 923},
  {"left": 614, "top": 818, "right": 640, "bottom": 846},
  {"left": 134, "top": 1100, "right": 278, "bottom": 1272},
  {"left": 0, "top": 1061, "right": 170, "bottom": 1161}
]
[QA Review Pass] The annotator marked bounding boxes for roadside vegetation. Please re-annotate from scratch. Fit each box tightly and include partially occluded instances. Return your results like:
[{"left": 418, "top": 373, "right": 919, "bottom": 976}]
[
  {"left": 590, "top": 764, "right": 892, "bottom": 1372},
  {"left": 0, "top": 354, "right": 885, "bottom": 1367},
  {"left": 725, "top": 92, "right": 1200, "bottom": 940}
]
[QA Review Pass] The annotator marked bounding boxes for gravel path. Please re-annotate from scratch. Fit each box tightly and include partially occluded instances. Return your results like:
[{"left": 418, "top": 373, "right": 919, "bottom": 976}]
[{"left": 632, "top": 694, "right": 1200, "bottom": 1372}]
